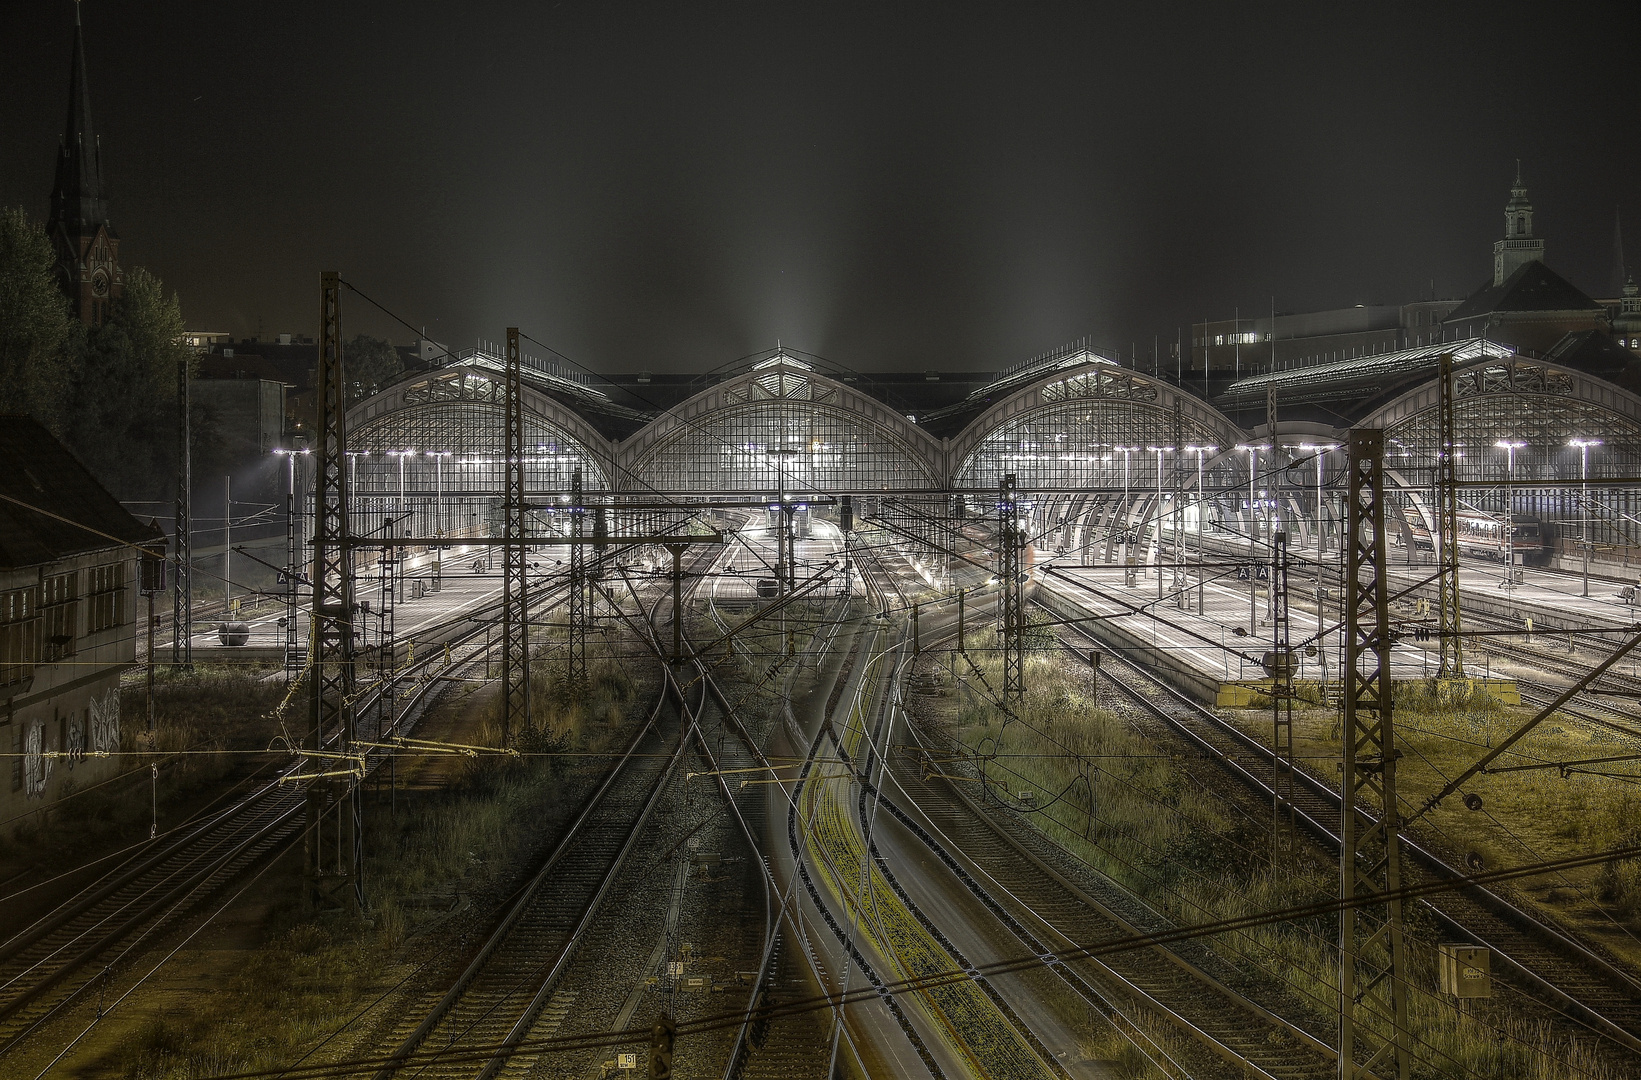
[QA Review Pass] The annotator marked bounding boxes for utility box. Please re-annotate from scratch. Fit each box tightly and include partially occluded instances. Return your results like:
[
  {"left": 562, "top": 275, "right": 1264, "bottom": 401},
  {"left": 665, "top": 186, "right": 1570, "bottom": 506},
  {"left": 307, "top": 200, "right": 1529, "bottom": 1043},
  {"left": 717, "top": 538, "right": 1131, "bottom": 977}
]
[{"left": 1437, "top": 943, "right": 1491, "bottom": 998}]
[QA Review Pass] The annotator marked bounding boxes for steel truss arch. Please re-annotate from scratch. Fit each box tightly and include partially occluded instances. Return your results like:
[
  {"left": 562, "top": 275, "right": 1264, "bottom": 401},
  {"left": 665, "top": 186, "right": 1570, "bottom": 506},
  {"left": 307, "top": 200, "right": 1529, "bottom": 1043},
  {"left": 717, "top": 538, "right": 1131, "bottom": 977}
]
[
  {"left": 617, "top": 358, "right": 943, "bottom": 496},
  {"left": 951, "top": 360, "right": 1245, "bottom": 492}
]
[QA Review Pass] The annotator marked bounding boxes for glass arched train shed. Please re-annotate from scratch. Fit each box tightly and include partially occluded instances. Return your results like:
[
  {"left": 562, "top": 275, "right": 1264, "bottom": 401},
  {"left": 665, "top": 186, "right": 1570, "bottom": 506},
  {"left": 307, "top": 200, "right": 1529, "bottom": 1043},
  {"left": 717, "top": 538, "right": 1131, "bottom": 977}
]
[
  {"left": 1357, "top": 352, "right": 1641, "bottom": 568},
  {"left": 948, "top": 355, "right": 1249, "bottom": 564},
  {"left": 617, "top": 357, "right": 942, "bottom": 497},
  {"left": 346, "top": 362, "right": 614, "bottom": 541}
]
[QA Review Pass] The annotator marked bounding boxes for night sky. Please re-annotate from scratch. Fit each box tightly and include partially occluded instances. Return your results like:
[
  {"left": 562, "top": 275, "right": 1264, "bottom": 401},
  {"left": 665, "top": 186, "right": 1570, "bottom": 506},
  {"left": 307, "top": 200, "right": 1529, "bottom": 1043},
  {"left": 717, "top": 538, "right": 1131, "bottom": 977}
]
[{"left": 3, "top": 1, "right": 1638, "bottom": 374}]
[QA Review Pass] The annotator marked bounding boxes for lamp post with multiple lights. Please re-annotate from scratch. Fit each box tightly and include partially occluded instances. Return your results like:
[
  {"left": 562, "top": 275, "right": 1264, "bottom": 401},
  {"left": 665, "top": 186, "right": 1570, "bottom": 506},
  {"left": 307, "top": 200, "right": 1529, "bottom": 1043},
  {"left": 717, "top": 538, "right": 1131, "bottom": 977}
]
[
  {"left": 1237, "top": 443, "right": 1266, "bottom": 633},
  {"left": 1148, "top": 446, "right": 1172, "bottom": 599},
  {"left": 272, "top": 447, "right": 311, "bottom": 671},
  {"left": 1496, "top": 440, "right": 1526, "bottom": 605},
  {"left": 1117, "top": 446, "right": 1138, "bottom": 568},
  {"left": 1186, "top": 444, "right": 1216, "bottom": 614},
  {"left": 1570, "top": 438, "right": 1601, "bottom": 596}
]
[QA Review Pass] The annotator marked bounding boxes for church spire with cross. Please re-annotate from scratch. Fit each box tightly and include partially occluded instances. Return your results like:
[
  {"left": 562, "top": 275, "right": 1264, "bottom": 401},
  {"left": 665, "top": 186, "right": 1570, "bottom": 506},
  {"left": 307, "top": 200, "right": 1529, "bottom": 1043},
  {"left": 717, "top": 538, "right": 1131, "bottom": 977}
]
[{"left": 47, "top": 1, "right": 122, "bottom": 327}]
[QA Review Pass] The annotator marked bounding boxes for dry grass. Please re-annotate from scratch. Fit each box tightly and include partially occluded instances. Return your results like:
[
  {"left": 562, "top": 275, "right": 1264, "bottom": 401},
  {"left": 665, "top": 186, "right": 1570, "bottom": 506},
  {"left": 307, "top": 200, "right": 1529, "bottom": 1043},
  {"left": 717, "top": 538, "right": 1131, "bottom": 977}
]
[
  {"left": 929, "top": 636, "right": 1625, "bottom": 1079},
  {"left": 111, "top": 657, "right": 651, "bottom": 1079}
]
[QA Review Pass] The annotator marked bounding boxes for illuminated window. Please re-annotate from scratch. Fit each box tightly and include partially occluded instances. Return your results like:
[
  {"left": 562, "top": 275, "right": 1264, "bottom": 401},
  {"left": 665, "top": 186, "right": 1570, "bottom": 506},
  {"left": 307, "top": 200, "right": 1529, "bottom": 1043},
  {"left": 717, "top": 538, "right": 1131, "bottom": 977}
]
[{"left": 41, "top": 573, "right": 77, "bottom": 659}]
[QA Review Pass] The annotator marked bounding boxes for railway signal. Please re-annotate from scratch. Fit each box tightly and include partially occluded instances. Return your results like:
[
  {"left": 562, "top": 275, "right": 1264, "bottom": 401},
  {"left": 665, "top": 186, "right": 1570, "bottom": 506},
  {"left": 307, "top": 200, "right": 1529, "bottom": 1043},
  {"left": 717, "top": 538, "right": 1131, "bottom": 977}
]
[{"left": 649, "top": 1012, "right": 676, "bottom": 1079}]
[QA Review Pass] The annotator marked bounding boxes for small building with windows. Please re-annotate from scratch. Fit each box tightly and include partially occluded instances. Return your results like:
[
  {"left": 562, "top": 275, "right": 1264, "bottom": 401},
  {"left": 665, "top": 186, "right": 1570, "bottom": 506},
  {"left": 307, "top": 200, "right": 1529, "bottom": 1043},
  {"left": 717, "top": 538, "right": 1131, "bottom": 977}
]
[{"left": 0, "top": 416, "right": 161, "bottom": 821}]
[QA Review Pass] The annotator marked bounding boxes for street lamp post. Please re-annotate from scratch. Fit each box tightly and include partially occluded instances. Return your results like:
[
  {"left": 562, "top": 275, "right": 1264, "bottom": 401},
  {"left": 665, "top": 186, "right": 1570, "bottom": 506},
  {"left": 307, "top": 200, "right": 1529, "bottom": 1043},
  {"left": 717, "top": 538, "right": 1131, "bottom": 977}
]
[
  {"left": 1187, "top": 444, "right": 1215, "bottom": 614},
  {"left": 1237, "top": 444, "right": 1265, "bottom": 633},
  {"left": 273, "top": 447, "right": 310, "bottom": 672},
  {"left": 1496, "top": 440, "right": 1526, "bottom": 606},
  {"left": 1570, "top": 438, "right": 1601, "bottom": 596},
  {"left": 1149, "top": 446, "right": 1171, "bottom": 599},
  {"left": 1118, "top": 446, "right": 1137, "bottom": 568}
]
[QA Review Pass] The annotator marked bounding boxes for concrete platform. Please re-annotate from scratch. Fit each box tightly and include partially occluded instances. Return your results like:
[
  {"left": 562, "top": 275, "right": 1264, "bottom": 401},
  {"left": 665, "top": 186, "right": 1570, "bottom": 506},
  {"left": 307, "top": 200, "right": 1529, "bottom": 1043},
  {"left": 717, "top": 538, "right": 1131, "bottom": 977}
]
[{"left": 1037, "top": 558, "right": 1523, "bottom": 708}]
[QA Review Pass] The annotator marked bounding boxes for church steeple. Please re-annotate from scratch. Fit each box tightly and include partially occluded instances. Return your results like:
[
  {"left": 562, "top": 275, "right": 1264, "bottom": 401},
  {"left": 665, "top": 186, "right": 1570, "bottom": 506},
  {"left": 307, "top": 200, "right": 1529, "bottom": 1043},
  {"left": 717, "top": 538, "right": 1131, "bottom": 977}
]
[
  {"left": 1493, "top": 162, "right": 1544, "bottom": 286},
  {"left": 47, "top": 2, "right": 121, "bottom": 328}
]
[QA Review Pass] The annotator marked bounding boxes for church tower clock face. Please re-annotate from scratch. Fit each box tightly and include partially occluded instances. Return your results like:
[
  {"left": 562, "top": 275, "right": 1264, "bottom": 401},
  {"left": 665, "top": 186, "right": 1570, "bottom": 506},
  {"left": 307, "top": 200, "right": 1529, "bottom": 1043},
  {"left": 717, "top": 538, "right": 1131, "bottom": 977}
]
[{"left": 91, "top": 273, "right": 109, "bottom": 297}]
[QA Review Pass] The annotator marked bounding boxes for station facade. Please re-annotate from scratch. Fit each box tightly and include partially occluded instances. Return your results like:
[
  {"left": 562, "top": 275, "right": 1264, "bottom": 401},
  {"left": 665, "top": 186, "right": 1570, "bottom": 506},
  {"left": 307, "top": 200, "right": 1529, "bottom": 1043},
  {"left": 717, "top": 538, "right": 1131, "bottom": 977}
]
[{"left": 344, "top": 329, "right": 1641, "bottom": 578}]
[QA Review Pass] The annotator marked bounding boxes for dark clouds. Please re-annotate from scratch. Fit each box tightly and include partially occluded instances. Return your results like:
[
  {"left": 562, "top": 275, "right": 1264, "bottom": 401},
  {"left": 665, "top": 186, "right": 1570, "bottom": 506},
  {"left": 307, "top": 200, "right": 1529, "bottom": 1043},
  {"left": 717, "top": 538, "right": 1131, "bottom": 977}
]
[{"left": 3, "top": 1, "right": 1638, "bottom": 372}]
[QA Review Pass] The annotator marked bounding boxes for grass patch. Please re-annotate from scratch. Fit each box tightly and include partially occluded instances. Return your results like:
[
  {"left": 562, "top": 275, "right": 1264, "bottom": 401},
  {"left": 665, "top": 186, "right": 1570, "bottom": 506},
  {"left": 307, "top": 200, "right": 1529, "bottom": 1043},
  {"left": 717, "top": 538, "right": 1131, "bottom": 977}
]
[
  {"left": 923, "top": 636, "right": 1624, "bottom": 1079},
  {"left": 107, "top": 654, "right": 654, "bottom": 1079}
]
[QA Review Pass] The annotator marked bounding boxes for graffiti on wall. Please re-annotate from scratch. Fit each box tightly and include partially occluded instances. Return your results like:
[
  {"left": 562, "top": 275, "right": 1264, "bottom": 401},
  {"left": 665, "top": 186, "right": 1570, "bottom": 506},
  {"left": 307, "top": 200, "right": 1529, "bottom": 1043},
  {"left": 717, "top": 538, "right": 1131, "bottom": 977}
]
[{"left": 88, "top": 687, "right": 119, "bottom": 755}]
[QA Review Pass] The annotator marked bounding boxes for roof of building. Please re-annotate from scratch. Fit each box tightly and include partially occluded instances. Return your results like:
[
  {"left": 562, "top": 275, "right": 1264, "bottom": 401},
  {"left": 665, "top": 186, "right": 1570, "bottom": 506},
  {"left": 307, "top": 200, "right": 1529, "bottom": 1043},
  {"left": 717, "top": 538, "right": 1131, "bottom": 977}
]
[
  {"left": 1444, "top": 260, "right": 1605, "bottom": 324},
  {"left": 1217, "top": 338, "right": 1516, "bottom": 426},
  {"left": 0, "top": 416, "right": 161, "bottom": 569}
]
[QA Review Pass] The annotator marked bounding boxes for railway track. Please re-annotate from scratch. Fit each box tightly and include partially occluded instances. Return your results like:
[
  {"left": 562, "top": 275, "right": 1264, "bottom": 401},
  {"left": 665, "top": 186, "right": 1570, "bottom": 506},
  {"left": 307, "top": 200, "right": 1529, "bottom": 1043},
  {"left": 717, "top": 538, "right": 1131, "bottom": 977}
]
[
  {"left": 1039, "top": 594, "right": 1641, "bottom": 1060},
  {"left": 857, "top": 555, "right": 1342, "bottom": 1080},
  {"left": 365, "top": 548, "right": 710, "bottom": 1080},
  {"left": 0, "top": 583, "right": 541, "bottom": 1060}
]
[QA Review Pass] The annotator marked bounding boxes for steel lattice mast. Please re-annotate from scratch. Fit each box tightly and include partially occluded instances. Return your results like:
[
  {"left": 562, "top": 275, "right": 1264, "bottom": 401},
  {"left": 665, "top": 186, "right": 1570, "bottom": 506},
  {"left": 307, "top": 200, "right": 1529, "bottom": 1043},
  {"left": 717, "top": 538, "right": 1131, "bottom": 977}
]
[
  {"left": 502, "top": 327, "right": 530, "bottom": 744},
  {"left": 305, "top": 271, "right": 361, "bottom": 910},
  {"left": 1436, "top": 352, "right": 1465, "bottom": 679},
  {"left": 999, "top": 473, "right": 1025, "bottom": 698},
  {"left": 172, "top": 356, "right": 191, "bottom": 668},
  {"left": 1270, "top": 528, "right": 1296, "bottom": 860},
  {"left": 568, "top": 467, "right": 588, "bottom": 694},
  {"left": 1339, "top": 427, "right": 1412, "bottom": 1080}
]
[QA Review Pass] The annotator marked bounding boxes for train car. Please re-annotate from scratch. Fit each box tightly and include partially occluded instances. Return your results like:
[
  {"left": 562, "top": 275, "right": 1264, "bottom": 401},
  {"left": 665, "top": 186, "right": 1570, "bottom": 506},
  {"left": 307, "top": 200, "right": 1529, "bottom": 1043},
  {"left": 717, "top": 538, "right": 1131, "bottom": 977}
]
[{"left": 1400, "top": 508, "right": 1551, "bottom": 565}]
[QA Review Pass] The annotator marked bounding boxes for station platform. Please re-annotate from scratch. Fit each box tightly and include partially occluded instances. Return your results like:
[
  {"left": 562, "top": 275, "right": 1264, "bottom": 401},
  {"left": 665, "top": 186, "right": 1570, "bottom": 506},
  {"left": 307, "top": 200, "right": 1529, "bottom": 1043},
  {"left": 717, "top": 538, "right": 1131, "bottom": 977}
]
[
  {"left": 1037, "top": 558, "right": 1523, "bottom": 709},
  {"left": 172, "top": 543, "right": 507, "bottom": 663}
]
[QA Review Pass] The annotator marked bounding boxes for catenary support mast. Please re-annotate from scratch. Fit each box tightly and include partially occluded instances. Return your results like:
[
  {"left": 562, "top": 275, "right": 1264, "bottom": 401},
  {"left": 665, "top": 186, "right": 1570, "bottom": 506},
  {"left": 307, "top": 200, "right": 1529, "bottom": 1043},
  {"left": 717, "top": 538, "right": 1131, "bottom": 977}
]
[
  {"left": 501, "top": 327, "right": 530, "bottom": 743},
  {"left": 1339, "top": 428, "right": 1412, "bottom": 1080},
  {"left": 305, "top": 271, "right": 361, "bottom": 911}
]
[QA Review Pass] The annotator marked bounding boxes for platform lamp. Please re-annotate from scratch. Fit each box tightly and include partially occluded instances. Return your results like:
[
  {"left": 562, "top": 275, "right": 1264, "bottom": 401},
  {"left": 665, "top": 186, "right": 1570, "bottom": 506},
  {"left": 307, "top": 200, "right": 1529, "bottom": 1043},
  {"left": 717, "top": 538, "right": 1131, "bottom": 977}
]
[
  {"left": 1569, "top": 438, "right": 1601, "bottom": 596},
  {"left": 1295, "top": 443, "right": 1337, "bottom": 555},
  {"left": 1235, "top": 443, "right": 1269, "bottom": 634},
  {"left": 1184, "top": 444, "right": 1216, "bottom": 615},
  {"left": 1495, "top": 440, "right": 1526, "bottom": 604},
  {"left": 1147, "top": 445, "right": 1173, "bottom": 599},
  {"left": 1116, "top": 445, "right": 1140, "bottom": 565},
  {"left": 272, "top": 447, "right": 311, "bottom": 673}
]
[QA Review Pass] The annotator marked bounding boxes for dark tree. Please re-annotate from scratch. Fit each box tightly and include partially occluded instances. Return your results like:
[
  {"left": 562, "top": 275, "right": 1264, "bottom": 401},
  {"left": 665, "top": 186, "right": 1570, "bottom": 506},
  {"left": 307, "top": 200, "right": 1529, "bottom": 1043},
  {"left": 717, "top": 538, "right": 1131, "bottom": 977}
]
[
  {"left": 0, "top": 207, "right": 72, "bottom": 429},
  {"left": 346, "top": 334, "right": 403, "bottom": 402}
]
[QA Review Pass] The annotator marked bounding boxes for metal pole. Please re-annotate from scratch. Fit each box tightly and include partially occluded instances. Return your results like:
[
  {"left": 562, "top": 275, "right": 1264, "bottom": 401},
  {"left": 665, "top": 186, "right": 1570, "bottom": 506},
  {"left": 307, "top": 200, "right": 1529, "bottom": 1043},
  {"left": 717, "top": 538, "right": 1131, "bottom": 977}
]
[
  {"left": 223, "top": 475, "right": 232, "bottom": 616},
  {"left": 173, "top": 356, "right": 192, "bottom": 668},
  {"left": 306, "top": 270, "right": 359, "bottom": 912},
  {"left": 502, "top": 328, "right": 531, "bottom": 741},
  {"left": 1248, "top": 446, "right": 1259, "bottom": 634},
  {"left": 1155, "top": 448, "right": 1165, "bottom": 600},
  {"left": 1339, "top": 427, "right": 1412, "bottom": 1080},
  {"left": 1582, "top": 444, "right": 1592, "bottom": 597}
]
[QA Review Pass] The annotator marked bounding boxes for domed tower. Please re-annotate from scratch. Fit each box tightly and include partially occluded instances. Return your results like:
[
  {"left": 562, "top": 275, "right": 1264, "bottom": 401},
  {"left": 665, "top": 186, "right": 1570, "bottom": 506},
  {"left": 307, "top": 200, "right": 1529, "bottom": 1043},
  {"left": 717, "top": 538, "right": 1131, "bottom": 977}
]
[
  {"left": 1493, "top": 163, "right": 1544, "bottom": 287},
  {"left": 46, "top": 4, "right": 121, "bottom": 328}
]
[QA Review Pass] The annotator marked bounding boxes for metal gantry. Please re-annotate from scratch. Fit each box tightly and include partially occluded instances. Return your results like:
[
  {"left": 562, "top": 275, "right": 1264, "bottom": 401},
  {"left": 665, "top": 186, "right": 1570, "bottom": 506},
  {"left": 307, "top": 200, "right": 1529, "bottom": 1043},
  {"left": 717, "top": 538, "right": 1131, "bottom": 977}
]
[
  {"left": 1270, "top": 529, "right": 1296, "bottom": 861},
  {"left": 172, "top": 355, "right": 192, "bottom": 668},
  {"left": 305, "top": 271, "right": 361, "bottom": 911},
  {"left": 1436, "top": 352, "right": 1465, "bottom": 679},
  {"left": 999, "top": 473, "right": 1025, "bottom": 698},
  {"left": 567, "top": 467, "right": 588, "bottom": 695},
  {"left": 502, "top": 327, "right": 531, "bottom": 744},
  {"left": 1339, "top": 427, "right": 1412, "bottom": 1080}
]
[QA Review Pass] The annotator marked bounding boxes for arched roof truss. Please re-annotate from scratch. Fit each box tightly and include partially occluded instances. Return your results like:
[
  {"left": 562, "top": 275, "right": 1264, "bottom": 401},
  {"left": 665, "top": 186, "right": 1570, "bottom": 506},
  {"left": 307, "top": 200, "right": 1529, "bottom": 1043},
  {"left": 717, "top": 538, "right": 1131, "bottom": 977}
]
[
  {"left": 1361, "top": 356, "right": 1641, "bottom": 486},
  {"left": 951, "top": 361, "right": 1245, "bottom": 491},
  {"left": 617, "top": 360, "right": 942, "bottom": 496},
  {"left": 347, "top": 364, "right": 615, "bottom": 491}
]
